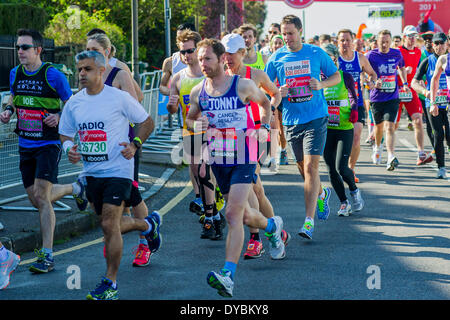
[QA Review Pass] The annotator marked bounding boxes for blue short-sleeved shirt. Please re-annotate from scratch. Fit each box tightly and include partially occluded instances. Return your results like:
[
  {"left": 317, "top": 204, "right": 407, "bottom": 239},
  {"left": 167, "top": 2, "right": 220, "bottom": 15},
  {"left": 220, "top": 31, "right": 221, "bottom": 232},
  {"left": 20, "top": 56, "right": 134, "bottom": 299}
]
[
  {"left": 265, "top": 44, "right": 338, "bottom": 125},
  {"left": 10, "top": 64, "right": 73, "bottom": 148}
]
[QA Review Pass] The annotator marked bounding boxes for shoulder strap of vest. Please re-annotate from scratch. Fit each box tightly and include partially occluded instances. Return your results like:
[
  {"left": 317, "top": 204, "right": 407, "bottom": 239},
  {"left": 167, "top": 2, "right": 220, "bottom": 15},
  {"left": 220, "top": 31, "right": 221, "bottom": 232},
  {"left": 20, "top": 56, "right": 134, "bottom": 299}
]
[{"left": 245, "top": 66, "right": 251, "bottom": 79}]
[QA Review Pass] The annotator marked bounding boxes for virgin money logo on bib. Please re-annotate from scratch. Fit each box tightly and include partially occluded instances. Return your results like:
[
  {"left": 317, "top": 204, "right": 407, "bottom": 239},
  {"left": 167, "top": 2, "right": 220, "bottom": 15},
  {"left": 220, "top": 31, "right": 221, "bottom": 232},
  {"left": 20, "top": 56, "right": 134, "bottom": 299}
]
[
  {"left": 79, "top": 129, "right": 108, "bottom": 162},
  {"left": 284, "top": 0, "right": 314, "bottom": 9}
]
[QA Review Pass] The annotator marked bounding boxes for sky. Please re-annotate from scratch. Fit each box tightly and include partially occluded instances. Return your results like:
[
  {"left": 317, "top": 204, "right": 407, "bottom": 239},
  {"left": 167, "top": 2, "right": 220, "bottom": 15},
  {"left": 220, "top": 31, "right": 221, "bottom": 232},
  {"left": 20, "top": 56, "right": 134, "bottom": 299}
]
[{"left": 263, "top": 1, "right": 404, "bottom": 39}]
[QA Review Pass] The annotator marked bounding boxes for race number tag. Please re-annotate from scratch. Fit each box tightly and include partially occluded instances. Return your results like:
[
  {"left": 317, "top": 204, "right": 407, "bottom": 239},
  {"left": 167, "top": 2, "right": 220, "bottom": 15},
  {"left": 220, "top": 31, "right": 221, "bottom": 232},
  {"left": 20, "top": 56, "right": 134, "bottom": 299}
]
[
  {"left": 380, "top": 75, "right": 396, "bottom": 92},
  {"left": 286, "top": 76, "right": 313, "bottom": 103},
  {"left": 327, "top": 106, "right": 340, "bottom": 127},
  {"left": 208, "top": 128, "right": 237, "bottom": 159},
  {"left": 17, "top": 109, "right": 43, "bottom": 138},
  {"left": 399, "top": 89, "right": 413, "bottom": 102},
  {"left": 435, "top": 89, "right": 448, "bottom": 106},
  {"left": 79, "top": 130, "right": 108, "bottom": 162}
]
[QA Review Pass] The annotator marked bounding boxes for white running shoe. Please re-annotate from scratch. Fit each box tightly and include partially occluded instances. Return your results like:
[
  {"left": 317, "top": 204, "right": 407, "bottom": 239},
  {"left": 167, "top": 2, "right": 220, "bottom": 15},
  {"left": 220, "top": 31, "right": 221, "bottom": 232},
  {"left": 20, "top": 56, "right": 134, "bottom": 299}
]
[
  {"left": 372, "top": 147, "right": 382, "bottom": 165},
  {"left": 207, "top": 269, "right": 234, "bottom": 298},
  {"left": 337, "top": 200, "right": 352, "bottom": 217},
  {"left": 266, "top": 216, "right": 286, "bottom": 260},
  {"left": 437, "top": 167, "right": 447, "bottom": 179},
  {"left": 350, "top": 189, "right": 364, "bottom": 212},
  {"left": 0, "top": 250, "right": 21, "bottom": 290}
]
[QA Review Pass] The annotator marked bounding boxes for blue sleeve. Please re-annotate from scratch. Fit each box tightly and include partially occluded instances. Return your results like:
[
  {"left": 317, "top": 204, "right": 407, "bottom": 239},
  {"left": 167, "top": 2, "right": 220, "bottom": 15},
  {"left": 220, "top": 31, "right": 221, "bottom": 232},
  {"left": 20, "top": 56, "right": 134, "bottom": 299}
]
[
  {"left": 9, "top": 67, "right": 18, "bottom": 94},
  {"left": 46, "top": 67, "right": 73, "bottom": 102},
  {"left": 264, "top": 57, "right": 278, "bottom": 83},
  {"left": 320, "top": 49, "right": 338, "bottom": 78}
]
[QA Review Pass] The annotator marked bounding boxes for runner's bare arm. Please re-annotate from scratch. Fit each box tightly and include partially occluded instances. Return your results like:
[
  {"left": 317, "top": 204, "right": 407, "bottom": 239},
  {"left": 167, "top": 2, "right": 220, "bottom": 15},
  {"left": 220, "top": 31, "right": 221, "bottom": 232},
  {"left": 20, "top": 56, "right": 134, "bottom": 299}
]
[
  {"left": 255, "top": 69, "right": 281, "bottom": 108},
  {"left": 429, "top": 55, "right": 446, "bottom": 116},
  {"left": 114, "top": 70, "right": 139, "bottom": 101},
  {"left": 359, "top": 53, "right": 378, "bottom": 88},
  {"left": 310, "top": 70, "right": 341, "bottom": 90},
  {"left": 167, "top": 73, "right": 180, "bottom": 114},
  {"left": 115, "top": 60, "right": 144, "bottom": 102},
  {"left": 159, "top": 57, "right": 172, "bottom": 96},
  {"left": 186, "top": 83, "right": 207, "bottom": 132},
  {"left": 239, "top": 78, "right": 271, "bottom": 126}
]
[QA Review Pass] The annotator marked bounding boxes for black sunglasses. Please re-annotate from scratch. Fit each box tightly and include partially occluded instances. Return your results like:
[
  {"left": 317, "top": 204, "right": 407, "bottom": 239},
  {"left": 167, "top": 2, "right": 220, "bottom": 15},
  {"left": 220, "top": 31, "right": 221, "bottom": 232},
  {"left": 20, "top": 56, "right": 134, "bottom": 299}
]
[
  {"left": 16, "top": 44, "right": 35, "bottom": 51},
  {"left": 180, "top": 48, "right": 196, "bottom": 55},
  {"left": 434, "top": 40, "right": 446, "bottom": 45}
]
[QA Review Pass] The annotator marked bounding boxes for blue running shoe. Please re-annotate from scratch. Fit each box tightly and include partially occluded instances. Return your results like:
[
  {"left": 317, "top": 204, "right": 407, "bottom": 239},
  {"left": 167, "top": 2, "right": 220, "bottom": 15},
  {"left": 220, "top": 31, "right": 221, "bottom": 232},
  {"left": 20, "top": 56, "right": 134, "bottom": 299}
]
[
  {"left": 317, "top": 187, "right": 331, "bottom": 220},
  {"left": 144, "top": 211, "right": 162, "bottom": 253},
  {"left": 299, "top": 220, "right": 314, "bottom": 240},
  {"left": 189, "top": 197, "right": 203, "bottom": 215},
  {"left": 29, "top": 249, "right": 54, "bottom": 274},
  {"left": 279, "top": 150, "right": 289, "bottom": 165},
  {"left": 86, "top": 277, "right": 118, "bottom": 300},
  {"left": 207, "top": 269, "right": 234, "bottom": 298}
]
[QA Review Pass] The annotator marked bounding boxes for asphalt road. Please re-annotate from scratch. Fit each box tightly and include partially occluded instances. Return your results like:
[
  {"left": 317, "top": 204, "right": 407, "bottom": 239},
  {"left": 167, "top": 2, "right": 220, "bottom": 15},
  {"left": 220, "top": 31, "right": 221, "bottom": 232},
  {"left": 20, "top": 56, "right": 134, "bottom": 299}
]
[{"left": 2, "top": 121, "right": 449, "bottom": 306}]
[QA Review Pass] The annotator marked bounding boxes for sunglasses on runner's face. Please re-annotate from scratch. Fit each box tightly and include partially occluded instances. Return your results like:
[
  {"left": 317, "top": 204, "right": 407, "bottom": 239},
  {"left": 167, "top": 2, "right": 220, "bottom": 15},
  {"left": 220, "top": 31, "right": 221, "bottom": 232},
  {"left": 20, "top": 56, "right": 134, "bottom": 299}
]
[
  {"left": 180, "top": 48, "right": 196, "bottom": 55},
  {"left": 434, "top": 41, "right": 445, "bottom": 45},
  {"left": 16, "top": 44, "right": 35, "bottom": 51}
]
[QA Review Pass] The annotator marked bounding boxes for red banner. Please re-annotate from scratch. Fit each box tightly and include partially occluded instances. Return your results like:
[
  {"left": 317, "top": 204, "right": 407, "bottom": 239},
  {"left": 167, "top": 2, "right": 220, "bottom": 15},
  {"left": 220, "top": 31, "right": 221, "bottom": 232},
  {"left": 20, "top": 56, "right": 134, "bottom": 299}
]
[{"left": 403, "top": 0, "right": 449, "bottom": 34}]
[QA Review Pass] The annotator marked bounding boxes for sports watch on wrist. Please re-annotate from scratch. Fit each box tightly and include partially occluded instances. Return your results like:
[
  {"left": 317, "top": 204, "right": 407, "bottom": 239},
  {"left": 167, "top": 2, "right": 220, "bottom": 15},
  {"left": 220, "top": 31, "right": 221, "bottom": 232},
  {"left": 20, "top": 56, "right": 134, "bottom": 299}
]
[{"left": 132, "top": 137, "right": 142, "bottom": 149}]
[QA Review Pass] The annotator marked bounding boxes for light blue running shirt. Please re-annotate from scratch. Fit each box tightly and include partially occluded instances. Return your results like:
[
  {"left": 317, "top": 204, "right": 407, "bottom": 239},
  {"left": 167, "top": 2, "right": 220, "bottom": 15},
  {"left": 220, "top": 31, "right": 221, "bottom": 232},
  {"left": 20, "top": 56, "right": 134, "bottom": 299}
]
[{"left": 265, "top": 44, "right": 338, "bottom": 125}]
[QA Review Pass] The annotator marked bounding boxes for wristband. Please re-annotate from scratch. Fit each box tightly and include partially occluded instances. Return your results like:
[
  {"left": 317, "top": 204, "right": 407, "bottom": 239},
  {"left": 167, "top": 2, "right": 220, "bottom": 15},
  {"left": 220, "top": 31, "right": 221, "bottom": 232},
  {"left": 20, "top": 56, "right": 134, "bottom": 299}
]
[
  {"left": 5, "top": 105, "right": 14, "bottom": 115},
  {"left": 133, "top": 136, "right": 142, "bottom": 145},
  {"left": 261, "top": 123, "right": 270, "bottom": 131},
  {"left": 132, "top": 136, "right": 142, "bottom": 149},
  {"left": 62, "top": 140, "right": 74, "bottom": 154}
]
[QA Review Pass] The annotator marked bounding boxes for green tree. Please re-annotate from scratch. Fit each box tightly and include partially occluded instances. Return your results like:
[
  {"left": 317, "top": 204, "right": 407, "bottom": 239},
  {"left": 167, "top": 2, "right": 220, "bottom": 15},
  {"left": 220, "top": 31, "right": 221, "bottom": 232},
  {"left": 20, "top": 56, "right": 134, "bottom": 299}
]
[{"left": 243, "top": 1, "right": 267, "bottom": 39}]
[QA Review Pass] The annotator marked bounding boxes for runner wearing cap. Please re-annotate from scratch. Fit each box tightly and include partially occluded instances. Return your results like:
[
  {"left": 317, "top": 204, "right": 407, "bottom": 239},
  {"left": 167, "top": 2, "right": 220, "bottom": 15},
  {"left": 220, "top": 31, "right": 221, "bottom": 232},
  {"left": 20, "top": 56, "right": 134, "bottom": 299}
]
[
  {"left": 428, "top": 32, "right": 450, "bottom": 179},
  {"left": 396, "top": 26, "right": 432, "bottom": 166}
]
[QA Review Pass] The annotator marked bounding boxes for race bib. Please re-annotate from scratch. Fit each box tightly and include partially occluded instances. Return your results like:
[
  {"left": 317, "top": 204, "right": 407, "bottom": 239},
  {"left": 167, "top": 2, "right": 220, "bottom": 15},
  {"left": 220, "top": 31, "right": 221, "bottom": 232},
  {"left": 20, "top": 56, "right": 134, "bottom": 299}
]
[
  {"left": 399, "top": 89, "right": 412, "bottom": 102},
  {"left": 207, "top": 128, "right": 237, "bottom": 159},
  {"left": 79, "top": 130, "right": 108, "bottom": 162},
  {"left": 327, "top": 106, "right": 340, "bottom": 127},
  {"left": 380, "top": 75, "right": 396, "bottom": 92},
  {"left": 286, "top": 76, "right": 313, "bottom": 103},
  {"left": 436, "top": 89, "right": 448, "bottom": 106},
  {"left": 17, "top": 109, "right": 43, "bottom": 138}
]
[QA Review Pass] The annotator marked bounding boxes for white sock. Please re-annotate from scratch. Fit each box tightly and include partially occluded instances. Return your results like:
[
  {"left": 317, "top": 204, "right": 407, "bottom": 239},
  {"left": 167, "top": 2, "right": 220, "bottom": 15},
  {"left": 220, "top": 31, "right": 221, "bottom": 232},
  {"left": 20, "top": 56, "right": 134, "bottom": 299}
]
[
  {"left": 72, "top": 182, "right": 81, "bottom": 195},
  {"left": 141, "top": 219, "right": 153, "bottom": 235},
  {"left": 305, "top": 216, "right": 314, "bottom": 225}
]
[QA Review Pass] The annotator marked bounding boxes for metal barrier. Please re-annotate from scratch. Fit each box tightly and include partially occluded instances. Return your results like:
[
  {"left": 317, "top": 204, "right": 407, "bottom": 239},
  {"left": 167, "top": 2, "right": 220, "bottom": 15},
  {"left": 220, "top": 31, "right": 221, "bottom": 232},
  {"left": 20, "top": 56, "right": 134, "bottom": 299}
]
[{"left": 0, "top": 71, "right": 169, "bottom": 212}]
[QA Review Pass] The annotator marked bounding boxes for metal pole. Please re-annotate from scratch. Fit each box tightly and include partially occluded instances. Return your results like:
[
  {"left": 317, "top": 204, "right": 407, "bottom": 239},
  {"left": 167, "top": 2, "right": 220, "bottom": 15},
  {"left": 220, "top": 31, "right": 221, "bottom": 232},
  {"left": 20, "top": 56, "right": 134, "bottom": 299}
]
[
  {"left": 132, "top": 0, "right": 140, "bottom": 85},
  {"left": 225, "top": 0, "right": 228, "bottom": 32},
  {"left": 164, "top": 0, "right": 173, "bottom": 128}
]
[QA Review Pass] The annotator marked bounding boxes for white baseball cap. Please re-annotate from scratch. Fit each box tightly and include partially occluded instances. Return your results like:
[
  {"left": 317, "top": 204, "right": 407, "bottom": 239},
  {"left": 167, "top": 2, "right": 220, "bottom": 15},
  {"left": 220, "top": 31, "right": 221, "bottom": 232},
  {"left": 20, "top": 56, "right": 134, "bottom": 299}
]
[
  {"left": 221, "top": 33, "right": 246, "bottom": 53},
  {"left": 403, "top": 25, "right": 418, "bottom": 36}
]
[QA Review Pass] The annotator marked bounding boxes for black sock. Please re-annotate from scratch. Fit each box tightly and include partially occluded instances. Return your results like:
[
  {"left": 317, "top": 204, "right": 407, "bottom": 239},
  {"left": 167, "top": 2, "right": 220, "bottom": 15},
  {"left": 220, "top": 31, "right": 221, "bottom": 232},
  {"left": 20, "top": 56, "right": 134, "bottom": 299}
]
[{"left": 250, "top": 232, "right": 260, "bottom": 241}]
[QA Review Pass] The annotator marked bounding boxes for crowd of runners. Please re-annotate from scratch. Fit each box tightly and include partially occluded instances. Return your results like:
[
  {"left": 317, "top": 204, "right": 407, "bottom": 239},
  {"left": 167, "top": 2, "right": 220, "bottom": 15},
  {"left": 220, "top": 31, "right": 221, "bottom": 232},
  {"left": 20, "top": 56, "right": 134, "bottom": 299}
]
[{"left": 0, "top": 12, "right": 449, "bottom": 299}]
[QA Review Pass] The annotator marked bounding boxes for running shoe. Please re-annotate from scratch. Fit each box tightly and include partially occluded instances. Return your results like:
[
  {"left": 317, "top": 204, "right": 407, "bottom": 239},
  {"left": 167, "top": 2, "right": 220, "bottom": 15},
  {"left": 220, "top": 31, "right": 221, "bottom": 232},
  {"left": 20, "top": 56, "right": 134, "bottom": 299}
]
[
  {"left": 267, "top": 158, "right": 279, "bottom": 174},
  {"left": 416, "top": 153, "right": 433, "bottom": 166},
  {"left": 86, "top": 277, "right": 118, "bottom": 300},
  {"left": 265, "top": 216, "right": 286, "bottom": 260},
  {"left": 243, "top": 238, "right": 265, "bottom": 259},
  {"left": 132, "top": 244, "right": 151, "bottom": 267},
  {"left": 144, "top": 211, "right": 162, "bottom": 253},
  {"left": 437, "top": 167, "right": 447, "bottom": 179},
  {"left": 0, "top": 250, "right": 20, "bottom": 290},
  {"left": 212, "top": 218, "right": 225, "bottom": 240},
  {"left": 386, "top": 156, "right": 398, "bottom": 171},
  {"left": 189, "top": 197, "right": 203, "bottom": 215},
  {"left": 337, "top": 200, "right": 352, "bottom": 217},
  {"left": 29, "top": 249, "right": 54, "bottom": 274},
  {"left": 281, "top": 229, "right": 291, "bottom": 246},
  {"left": 317, "top": 187, "right": 331, "bottom": 220},
  {"left": 73, "top": 178, "right": 88, "bottom": 211},
  {"left": 371, "top": 148, "right": 382, "bottom": 165},
  {"left": 215, "top": 187, "right": 225, "bottom": 212},
  {"left": 201, "top": 220, "right": 215, "bottom": 239},
  {"left": 299, "top": 220, "right": 314, "bottom": 240},
  {"left": 280, "top": 149, "right": 289, "bottom": 165},
  {"left": 350, "top": 188, "right": 365, "bottom": 212},
  {"left": 207, "top": 269, "right": 234, "bottom": 298},
  {"left": 407, "top": 122, "right": 414, "bottom": 131}
]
